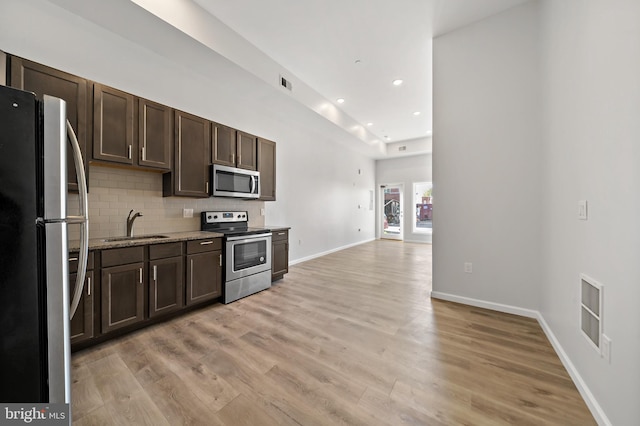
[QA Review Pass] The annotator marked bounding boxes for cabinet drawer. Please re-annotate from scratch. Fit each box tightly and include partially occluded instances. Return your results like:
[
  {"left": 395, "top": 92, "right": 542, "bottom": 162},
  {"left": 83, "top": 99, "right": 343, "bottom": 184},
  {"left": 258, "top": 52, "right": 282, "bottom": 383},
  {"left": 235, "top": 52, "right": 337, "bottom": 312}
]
[
  {"left": 69, "top": 251, "right": 94, "bottom": 273},
  {"left": 101, "top": 246, "right": 145, "bottom": 267},
  {"left": 187, "top": 238, "right": 222, "bottom": 254},
  {"left": 149, "top": 242, "right": 183, "bottom": 260},
  {"left": 271, "top": 230, "right": 289, "bottom": 242}
]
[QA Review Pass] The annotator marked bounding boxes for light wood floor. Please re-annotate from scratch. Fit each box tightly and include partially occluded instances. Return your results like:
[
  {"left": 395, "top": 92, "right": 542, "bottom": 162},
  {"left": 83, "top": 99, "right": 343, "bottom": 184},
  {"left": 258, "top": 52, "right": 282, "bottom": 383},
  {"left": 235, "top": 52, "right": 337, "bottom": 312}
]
[{"left": 71, "top": 240, "right": 595, "bottom": 425}]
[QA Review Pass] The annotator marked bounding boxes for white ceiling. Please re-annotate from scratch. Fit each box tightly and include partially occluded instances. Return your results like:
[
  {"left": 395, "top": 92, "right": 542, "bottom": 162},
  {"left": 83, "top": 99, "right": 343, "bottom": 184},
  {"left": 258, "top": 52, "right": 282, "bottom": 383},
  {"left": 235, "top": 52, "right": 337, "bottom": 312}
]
[{"left": 193, "top": 0, "right": 531, "bottom": 145}]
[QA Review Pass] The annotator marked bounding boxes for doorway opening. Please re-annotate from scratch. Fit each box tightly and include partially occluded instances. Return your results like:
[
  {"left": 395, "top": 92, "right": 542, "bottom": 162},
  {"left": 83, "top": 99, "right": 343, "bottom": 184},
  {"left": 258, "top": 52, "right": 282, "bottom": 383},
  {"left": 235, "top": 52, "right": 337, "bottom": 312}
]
[{"left": 381, "top": 184, "right": 403, "bottom": 240}]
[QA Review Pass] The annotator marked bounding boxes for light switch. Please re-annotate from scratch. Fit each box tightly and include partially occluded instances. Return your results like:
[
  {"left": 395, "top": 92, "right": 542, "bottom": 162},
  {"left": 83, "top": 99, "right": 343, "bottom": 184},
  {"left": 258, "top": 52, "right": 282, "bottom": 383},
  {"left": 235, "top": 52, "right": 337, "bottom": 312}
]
[{"left": 578, "top": 200, "right": 588, "bottom": 220}]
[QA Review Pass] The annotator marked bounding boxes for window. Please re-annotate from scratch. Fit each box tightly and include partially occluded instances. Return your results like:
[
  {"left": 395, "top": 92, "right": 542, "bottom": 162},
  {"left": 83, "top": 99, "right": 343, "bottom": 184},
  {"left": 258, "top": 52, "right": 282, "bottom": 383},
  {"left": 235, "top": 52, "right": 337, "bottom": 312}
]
[{"left": 413, "top": 182, "right": 432, "bottom": 233}]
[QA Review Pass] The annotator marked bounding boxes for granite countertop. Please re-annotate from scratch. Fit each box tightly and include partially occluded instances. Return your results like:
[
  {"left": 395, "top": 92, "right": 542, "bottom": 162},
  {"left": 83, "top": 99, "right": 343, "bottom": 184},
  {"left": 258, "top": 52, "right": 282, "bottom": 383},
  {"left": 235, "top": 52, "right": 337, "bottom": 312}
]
[
  {"left": 266, "top": 226, "right": 291, "bottom": 232},
  {"left": 69, "top": 231, "right": 224, "bottom": 251}
]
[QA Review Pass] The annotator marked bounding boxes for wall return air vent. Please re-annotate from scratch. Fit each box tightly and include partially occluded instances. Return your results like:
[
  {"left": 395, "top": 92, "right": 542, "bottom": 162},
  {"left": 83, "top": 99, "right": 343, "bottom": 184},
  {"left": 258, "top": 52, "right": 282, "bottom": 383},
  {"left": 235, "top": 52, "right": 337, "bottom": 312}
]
[{"left": 580, "top": 273, "right": 603, "bottom": 351}]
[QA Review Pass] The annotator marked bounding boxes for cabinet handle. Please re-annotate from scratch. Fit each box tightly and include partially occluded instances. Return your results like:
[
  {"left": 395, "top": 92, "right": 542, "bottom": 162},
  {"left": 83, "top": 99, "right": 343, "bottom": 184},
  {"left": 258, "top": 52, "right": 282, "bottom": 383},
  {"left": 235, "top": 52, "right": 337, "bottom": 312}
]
[
  {"left": 278, "top": 232, "right": 286, "bottom": 236},
  {"left": 87, "top": 276, "right": 91, "bottom": 296},
  {"left": 206, "top": 181, "right": 209, "bottom": 193},
  {"left": 219, "top": 253, "right": 222, "bottom": 266},
  {"left": 231, "top": 153, "right": 235, "bottom": 164},
  {"left": 68, "top": 257, "right": 78, "bottom": 262},
  {"left": 153, "top": 265, "right": 157, "bottom": 282},
  {"left": 142, "top": 146, "right": 146, "bottom": 161},
  {"left": 139, "top": 268, "right": 143, "bottom": 283},
  {"left": 128, "top": 145, "right": 132, "bottom": 159},
  {"left": 200, "top": 241, "right": 214, "bottom": 245}
]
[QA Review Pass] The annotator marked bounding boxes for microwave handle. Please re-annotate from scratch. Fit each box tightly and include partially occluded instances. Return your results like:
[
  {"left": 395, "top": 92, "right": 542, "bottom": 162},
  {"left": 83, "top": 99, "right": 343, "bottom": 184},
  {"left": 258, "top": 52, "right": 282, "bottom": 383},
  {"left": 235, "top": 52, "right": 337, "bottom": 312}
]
[{"left": 250, "top": 175, "right": 256, "bottom": 194}]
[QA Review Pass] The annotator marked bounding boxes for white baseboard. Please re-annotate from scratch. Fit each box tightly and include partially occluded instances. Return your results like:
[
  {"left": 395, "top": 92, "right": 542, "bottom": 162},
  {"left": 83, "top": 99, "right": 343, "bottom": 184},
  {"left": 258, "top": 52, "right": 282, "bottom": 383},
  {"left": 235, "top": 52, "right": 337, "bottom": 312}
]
[
  {"left": 430, "top": 291, "right": 611, "bottom": 426},
  {"left": 289, "top": 238, "right": 375, "bottom": 266},
  {"left": 535, "top": 314, "right": 612, "bottom": 426},
  {"left": 430, "top": 291, "right": 538, "bottom": 318}
]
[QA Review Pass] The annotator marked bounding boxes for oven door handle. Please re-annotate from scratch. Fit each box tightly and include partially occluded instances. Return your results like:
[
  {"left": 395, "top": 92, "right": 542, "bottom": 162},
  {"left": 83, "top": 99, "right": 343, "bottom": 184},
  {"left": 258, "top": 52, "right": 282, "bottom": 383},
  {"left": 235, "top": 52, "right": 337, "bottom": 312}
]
[{"left": 226, "top": 232, "right": 272, "bottom": 242}]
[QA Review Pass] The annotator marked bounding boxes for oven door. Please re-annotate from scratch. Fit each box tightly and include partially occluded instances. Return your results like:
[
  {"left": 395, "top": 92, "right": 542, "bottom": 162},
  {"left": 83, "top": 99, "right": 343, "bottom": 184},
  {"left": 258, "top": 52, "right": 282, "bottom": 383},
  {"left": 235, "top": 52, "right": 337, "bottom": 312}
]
[{"left": 226, "top": 233, "right": 272, "bottom": 281}]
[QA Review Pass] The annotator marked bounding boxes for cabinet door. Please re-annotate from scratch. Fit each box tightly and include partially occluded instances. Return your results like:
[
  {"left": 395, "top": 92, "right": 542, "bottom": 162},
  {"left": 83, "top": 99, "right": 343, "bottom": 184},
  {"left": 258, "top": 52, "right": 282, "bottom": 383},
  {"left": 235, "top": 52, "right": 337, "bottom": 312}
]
[
  {"left": 212, "top": 123, "right": 236, "bottom": 167},
  {"left": 272, "top": 239, "right": 289, "bottom": 281},
  {"left": 186, "top": 250, "right": 221, "bottom": 305},
  {"left": 149, "top": 256, "right": 184, "bottom": 318},
  {"left": 257, "top": 138, "right": 276, "bottom": 201},
  {"left": 101, "top": 262, "right": 145, "bottom": 333},
  {"left": 236, "top": 131, "right": 258, "bottom": 171},
  {"left": 9, "top": 56, "right": 88, "bottom": 192},
  {"left": 174, "top": 110, "right": 211, "bottom": 197},
  {"left": 69, "top": 270, "right": 94, "bottom": 344},
  {"left": 139, "top": 98, "right": 172, "bottom": 170},
  {"left": 93, "top": 84, "right": 135, "bottom": 165}
]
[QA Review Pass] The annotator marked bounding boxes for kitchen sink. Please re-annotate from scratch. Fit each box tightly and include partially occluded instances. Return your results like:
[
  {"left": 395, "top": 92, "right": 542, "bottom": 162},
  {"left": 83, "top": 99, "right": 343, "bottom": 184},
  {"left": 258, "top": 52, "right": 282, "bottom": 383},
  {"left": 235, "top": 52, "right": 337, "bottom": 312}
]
[{"left": 101, "top": 235, "right": 169, "bottom": 242}]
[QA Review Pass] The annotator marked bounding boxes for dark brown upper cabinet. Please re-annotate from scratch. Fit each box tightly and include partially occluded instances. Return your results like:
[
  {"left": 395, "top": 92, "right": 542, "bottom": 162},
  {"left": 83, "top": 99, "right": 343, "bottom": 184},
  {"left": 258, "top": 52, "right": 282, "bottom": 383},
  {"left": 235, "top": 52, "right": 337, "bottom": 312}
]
[
  {"left": 257, "top": 137, "right": 276, "bottom": 201},
  {"left": 236, "top": 131, "right": 258, "bottom": 171},
  {"left": 165, "top": 110, "right": 211, "bottom": 198},
  {"left": 212, "top": 122, "right": 236, "bottom": 167},
  {"left": 93, "top": 89, "right": 172, "bottom": 171},
  {"left": 212, "top": 124, "right": 257, "bottom": 171},
  {"left": 92, "top": 84, "right": 135, "bottom": 165},
  {"left": 8, "top": 56, "right": 89, "bottom": 192},
  {"left": 138, "top": 98, "right": 172, "bottom": 170}
]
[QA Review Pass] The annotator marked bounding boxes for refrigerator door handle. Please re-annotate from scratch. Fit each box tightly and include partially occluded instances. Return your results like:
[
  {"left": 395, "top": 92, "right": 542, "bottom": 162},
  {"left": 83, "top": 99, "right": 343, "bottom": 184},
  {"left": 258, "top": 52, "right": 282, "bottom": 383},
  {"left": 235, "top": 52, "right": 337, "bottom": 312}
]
[{"left": 67, "top": 120, "right": 89, "bottom": 320}]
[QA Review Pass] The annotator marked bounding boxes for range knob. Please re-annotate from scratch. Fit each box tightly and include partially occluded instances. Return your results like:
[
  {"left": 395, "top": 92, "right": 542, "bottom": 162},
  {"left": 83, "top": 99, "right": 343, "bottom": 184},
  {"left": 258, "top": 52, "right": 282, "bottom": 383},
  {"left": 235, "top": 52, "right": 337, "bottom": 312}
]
[{"left": 213, "top": 215, "right": 218, "bottom": 219}]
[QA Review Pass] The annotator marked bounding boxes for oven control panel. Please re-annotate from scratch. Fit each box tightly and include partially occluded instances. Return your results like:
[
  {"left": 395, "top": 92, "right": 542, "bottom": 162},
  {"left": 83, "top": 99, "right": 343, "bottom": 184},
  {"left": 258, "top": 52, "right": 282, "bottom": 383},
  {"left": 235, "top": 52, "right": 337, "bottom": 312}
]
[{"left": 202, "top": 211, "right": 248, "bottom": 224}]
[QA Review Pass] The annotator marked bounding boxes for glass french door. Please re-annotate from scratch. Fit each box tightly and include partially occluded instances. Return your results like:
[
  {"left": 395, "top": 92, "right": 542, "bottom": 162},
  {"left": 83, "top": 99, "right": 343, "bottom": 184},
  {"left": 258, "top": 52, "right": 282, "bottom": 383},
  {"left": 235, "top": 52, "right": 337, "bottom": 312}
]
[{"left": 381, "top": 184, "right": 403, "bottom": 240}]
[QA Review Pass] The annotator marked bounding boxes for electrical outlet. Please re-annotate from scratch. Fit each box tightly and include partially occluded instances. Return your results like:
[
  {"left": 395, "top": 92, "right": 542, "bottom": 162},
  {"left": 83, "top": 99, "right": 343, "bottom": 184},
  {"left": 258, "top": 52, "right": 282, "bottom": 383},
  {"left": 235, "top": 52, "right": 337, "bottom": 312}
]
[
  {"left": 464, "top": 262, "right": 473, "bottom": 274},
  {"left": 601, "top": 334, "right": 611, "bottom": 363},
  {"left": 183, "top": 208, "right": 193, "bottom": 218},
  {"left": 260, "top": 208, "right": 265, "bottom": 216},
  {"left": 578, "top": 200, "right": 588, "bottom": 220}
]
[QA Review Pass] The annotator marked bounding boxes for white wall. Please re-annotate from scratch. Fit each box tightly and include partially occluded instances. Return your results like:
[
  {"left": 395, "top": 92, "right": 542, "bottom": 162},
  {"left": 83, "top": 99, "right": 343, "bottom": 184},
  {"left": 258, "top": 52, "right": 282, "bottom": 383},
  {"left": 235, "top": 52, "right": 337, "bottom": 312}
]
[
  {"left": 433, "top": 1, "right": 640, "bottom": 424},
  {"left": 0, "top": 0, "right": 376, "bottom": 262},
  {"left": 432, "top": 2, "right": 542, "bottom": 311},
  {"left": 539, "top": 1, "right": 640, "bottom": 424},
  {"left": 376, "top": 154, "right": 432, "bottom": 243}
]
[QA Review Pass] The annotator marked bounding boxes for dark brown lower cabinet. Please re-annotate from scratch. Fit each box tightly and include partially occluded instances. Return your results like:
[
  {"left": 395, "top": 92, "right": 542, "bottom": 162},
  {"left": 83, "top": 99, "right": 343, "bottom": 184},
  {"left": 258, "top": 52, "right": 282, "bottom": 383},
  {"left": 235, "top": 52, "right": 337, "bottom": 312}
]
[
  {"left": 149, "top": 242, "right": 184, "bottom": 318},
  {"left": 101, "top": 260, "right": 145, "bottom": 334},
  {"left": 69, "top": 251, "right": 95, "bottom": 345},
  {"left": 271, "top": 229, "right": 289, "bottom": 281},
  {"left": 186, "top": 239, "right": 222, "bottom": 305}
]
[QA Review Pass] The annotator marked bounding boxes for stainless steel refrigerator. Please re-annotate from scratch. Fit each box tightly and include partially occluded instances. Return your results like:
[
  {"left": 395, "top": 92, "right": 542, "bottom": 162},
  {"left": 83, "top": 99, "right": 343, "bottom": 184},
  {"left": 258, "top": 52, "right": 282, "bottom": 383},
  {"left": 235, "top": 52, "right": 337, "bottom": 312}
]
[{"left": 0, "top": 84, "right": 89, "bottom": 404}]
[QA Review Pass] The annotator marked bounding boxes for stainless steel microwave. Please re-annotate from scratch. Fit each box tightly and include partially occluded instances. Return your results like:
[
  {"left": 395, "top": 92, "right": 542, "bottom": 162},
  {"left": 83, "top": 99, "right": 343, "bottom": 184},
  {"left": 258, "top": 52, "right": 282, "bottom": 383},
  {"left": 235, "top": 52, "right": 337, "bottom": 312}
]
[{"left": 211, "top": 164, "right": 260, "bottom": 199}]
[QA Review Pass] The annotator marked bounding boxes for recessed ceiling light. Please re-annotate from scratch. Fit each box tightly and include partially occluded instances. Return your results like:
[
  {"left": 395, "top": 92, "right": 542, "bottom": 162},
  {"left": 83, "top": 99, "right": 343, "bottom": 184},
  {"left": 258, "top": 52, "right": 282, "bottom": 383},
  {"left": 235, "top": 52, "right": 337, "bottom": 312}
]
[
  {"left": 413, "top": 111, "right": 421, "bottom": 116},
  {"left": 392, "top": 79, "right": 403, "bottom": 86},
  {"left": 337, "top": 98, "right": 345, "bottom": 104},
  {"left": 355, "top": 59, "right": 361, "bottom": 64},
  {"left": 367, "top": 122, "right": 373, "bottom": 127},
  {"left": 384, "top": 135, "right": 390, "bottom": 140}
]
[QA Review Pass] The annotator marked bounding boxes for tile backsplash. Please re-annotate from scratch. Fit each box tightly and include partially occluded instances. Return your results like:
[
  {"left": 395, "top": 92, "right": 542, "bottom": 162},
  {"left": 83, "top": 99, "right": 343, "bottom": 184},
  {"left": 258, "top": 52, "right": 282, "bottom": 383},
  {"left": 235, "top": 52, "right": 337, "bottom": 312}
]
[{"left": 68, "top": 166, "right": 265, "bottom": 241}]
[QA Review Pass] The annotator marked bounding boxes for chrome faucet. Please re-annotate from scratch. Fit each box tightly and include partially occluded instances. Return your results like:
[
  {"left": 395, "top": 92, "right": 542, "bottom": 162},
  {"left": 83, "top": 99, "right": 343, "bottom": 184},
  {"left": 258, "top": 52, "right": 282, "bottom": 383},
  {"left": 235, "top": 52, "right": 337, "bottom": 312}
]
[{"left": 126, "top": 209, "right": 143, "bottom": 237}]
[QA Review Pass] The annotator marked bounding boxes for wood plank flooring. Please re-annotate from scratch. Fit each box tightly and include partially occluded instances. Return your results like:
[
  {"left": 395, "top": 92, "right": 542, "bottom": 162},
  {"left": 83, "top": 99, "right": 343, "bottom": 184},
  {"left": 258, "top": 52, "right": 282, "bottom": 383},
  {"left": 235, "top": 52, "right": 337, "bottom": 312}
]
[{"left": 71, "top": 240, "right": 596, "bottom": 425}]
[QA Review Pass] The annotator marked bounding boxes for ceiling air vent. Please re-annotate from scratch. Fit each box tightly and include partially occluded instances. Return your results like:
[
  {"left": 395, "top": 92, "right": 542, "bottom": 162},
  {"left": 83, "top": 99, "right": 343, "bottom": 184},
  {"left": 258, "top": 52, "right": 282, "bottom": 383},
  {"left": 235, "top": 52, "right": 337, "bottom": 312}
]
[
  {"left": 398, "top": 146, "right": 407, "bottom": 152},
  {"left": 280, "top": 75, "right": 292, "bottom": 91}
]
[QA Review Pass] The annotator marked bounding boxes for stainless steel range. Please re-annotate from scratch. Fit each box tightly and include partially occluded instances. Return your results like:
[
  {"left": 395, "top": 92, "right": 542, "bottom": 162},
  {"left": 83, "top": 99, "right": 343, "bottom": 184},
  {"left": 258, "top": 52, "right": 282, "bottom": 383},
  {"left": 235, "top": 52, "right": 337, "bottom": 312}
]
[{"left": 201, "top": 211, "right": 272, "bottom": 303}]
